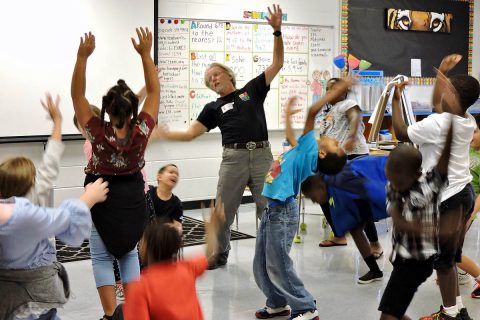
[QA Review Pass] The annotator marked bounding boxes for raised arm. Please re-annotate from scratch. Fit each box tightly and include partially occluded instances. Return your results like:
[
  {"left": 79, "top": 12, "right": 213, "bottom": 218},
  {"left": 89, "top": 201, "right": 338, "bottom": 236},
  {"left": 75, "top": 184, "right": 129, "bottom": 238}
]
[
  {"left": 136, "top": 66, "right": 160, "bottom": 106},
  {"left": 344, "top": 106, "right": 362, "bottom": 152},
  {"left": 432, "top": 54, "right": 462, "bottom": 113},
  {"left": 131, "top": 27, "right": 160, "bottom": 122},
  {"left": 34, "top": 94, "right": 65, "bottom": 206},
  {"left": 264, "top": 4, "right": 284, "bottom": 85},
  {"left": 435, "top": 119, "right": 454, "bottom": 178},
  {"left": 303, "top": 76, "right": 353, "bottom": 135},
  {"left": 71, "top": 32, "right": 95, "bottom": 128},
  {"left": 391, "top": 81, "right": 411, "bottom": 142},
  {"left": 41, "top": 93, "right": 62, "bottom": 142},
  {"left": 285, "top": 97, "right": 301, "bottom": 147}
]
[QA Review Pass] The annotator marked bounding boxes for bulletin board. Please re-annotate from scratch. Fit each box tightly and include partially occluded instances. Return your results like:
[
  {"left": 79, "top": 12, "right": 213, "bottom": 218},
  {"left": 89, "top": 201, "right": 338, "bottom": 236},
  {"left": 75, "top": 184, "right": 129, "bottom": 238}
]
[
  {"left": 341, "top": 0, "right": 473, "bottom": 85},
  {"left": 155, "top": 18, "right": 334, "bottom": 130}
]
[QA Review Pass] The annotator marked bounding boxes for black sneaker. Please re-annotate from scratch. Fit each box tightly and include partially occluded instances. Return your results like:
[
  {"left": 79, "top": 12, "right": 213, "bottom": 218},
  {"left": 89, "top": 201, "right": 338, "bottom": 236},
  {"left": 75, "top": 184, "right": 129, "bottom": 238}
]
[
  {"left": 217, "top": 253, "right": 228, "bottom": 266},
  {"left": 207, "top": 253, "right": 228, "bottom": 270},
  {"left": 357, "top": 270, "right": 383, "bottom": 284},
  {"left": 255, "top": 305, "right": 291, "bottom": 319},
  {"left": 459, "top": 308, "right": 472, "bottom": 320}
]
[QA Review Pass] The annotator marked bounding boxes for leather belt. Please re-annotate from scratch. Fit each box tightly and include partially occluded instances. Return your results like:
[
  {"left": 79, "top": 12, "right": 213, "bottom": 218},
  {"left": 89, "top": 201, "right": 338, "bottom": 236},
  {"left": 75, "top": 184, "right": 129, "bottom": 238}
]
[{"left": 223, "top": 141, "right": 270, "bottom": 150}]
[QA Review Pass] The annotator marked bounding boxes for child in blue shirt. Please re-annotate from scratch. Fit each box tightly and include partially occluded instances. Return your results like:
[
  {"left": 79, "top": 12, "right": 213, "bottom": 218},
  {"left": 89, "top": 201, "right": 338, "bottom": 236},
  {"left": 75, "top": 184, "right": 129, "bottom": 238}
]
[
  {"left": 253, "top": 78, "right": 351, "bottom": 320},
  {"left": 0, "top": 94, "right": 109, "bottom": 320},
  {"left": 301, "top": 155, "right": 388, "bottom": 284}
]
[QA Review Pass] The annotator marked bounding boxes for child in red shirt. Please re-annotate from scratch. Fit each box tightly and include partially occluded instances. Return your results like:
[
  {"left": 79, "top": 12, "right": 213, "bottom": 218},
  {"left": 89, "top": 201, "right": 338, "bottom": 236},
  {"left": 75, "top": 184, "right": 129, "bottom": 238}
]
[{"left": 122, "top": 203, "right": 224, "bottom": 320}]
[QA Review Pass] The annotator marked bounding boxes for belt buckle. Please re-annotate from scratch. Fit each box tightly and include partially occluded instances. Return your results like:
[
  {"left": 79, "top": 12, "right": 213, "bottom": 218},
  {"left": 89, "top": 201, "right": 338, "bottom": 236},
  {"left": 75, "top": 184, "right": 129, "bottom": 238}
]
[{"left": 246, "top": 141, "right": 256, "bottom": 150}]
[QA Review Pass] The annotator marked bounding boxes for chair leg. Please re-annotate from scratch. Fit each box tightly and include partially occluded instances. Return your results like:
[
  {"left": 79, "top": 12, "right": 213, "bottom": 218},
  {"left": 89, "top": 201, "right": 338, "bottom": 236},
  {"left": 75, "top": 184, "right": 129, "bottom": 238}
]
[
  {"left": 235, "top": 209, "right": 239, "bottom": 230},
  {"left": 294, "top": 196, "right": 302, "bottom": 243}
]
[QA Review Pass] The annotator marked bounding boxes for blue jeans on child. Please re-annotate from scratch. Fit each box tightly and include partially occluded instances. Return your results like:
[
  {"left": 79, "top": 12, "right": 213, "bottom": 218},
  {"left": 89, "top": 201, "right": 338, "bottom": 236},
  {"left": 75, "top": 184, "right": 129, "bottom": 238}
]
[
  {"left": 253, "top": 200, "right": 316, "bottom": 314},
  {"left": 90, "top": 225, "right": 140, "bottom": 287}
]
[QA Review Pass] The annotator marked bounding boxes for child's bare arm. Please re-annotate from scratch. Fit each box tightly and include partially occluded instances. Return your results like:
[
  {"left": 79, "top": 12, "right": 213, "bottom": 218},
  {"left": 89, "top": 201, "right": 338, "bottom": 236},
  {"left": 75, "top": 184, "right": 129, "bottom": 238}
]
[
  {"left": 391, "top": 81, "right": 411, "bottom": 142},
  {"left": 435, "top": 119, "right": 454, "bottom": 178},
  {"left": 71, "top": 32, "right": 95, "bottom": 128},
  {"left": 303, "top": 76, "right": 353, "bottom": 135},
  {"left": 345, "top": 106, "right": 361, "bottom": 151},
  {"left": 132, "top": 27, "right": 160, "bottom": 122},
  {"left": 285, "top": 97, "right": 301, "bottom": 147},
  {"left": 432, "top": 54, "right": 462, "bottom": 113}
]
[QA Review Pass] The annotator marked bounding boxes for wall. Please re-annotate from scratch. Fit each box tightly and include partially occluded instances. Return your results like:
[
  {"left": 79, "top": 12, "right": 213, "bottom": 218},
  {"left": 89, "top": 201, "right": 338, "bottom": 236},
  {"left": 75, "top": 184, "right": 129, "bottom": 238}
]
[
  {"left": 1, "top": 0, "right": 478, "bottom": 205},
  {"left": 0, "top": 0, "right": 340, "bottom": 205},
  {"left": 474, "top": 0, "right": 480, "bottom": 78}
]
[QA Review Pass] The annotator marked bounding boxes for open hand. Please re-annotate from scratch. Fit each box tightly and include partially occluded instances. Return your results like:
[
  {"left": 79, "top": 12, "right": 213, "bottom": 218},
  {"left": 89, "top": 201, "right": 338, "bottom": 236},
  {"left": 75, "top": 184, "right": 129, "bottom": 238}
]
[
  {"left": 439, "top": 54, "right": 462, "bottom": 74},
  {"left": 150, "top": 123, "right": 170, "bottom": 140},
  {"left": 77, "top": 32, "right": 95, "bottom": 59},
  {"left": 84, "top": 178, "right": 109, "bottom": 205},
  {"left": 40, "top": 93, "right": 62, "bottom": 123},
  {"left": 434, "top": 68, "right": 462, "bottom": 115},
  {"left": 286, "top": 97, "right": 302, "bottom": 117},
  {"left": 131, "top": 27, "right": 152, "bottom": 56},
  {"left": 266, "top": 4, "right": 283, "bottom": 31}
]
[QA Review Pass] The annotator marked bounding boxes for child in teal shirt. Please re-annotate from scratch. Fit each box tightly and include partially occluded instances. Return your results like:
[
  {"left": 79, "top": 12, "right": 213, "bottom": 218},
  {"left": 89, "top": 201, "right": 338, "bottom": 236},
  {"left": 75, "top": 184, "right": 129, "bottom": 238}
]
[{"left": 253, "top": 78, "right": 351, "bottom": 320}]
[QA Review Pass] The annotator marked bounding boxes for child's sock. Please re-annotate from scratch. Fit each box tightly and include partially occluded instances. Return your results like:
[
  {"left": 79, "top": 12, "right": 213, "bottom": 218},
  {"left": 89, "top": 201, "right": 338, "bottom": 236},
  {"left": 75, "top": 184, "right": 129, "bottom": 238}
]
[
  {"left": 456, "top": 296, "right": 464, "bottom": 310},
  {"left": 443, "top": 305, "right": 459, "bottom": 317},
  {"left": 364, "top": 255, "right": 380, "bottom": 273}
]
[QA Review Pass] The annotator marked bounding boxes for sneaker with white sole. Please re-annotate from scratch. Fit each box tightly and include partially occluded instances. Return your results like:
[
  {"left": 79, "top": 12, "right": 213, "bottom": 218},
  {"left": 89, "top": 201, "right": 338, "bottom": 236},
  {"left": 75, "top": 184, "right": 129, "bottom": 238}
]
[
  {"left": 457, "top": 270, "right": 471, "bottom": 285},
  {"left": 289, "top": 309, "right": 319, "bottom": 320},
  {"left": 115, "top": 283, "right": 125, "bottom": 301},
  {"left": 357, "top": 270, "right": 383, "bottom": 284},
  {"left": 255, "top": 305, "right": 291, "bottom": 319}
]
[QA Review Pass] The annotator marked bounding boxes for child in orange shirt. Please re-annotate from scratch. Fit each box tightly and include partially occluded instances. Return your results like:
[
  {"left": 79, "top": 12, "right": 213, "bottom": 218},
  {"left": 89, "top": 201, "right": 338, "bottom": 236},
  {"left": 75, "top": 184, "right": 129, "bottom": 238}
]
[{"left": 121, "top": 203, "right": 224, "bottom": 320}]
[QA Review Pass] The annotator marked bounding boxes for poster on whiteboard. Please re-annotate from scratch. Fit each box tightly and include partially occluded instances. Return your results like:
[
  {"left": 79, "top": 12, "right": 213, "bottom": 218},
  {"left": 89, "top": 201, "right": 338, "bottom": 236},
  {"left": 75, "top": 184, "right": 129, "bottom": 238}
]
[{"left": 156, "top": 18, "right": 334, "bottom": 130}]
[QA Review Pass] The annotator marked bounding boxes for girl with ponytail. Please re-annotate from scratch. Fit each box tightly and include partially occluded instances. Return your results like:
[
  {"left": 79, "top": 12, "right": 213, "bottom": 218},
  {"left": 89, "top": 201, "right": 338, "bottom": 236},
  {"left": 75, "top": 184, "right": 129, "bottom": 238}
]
[{"left": 71, "top": 27, "right": 159, "bottom": 320}]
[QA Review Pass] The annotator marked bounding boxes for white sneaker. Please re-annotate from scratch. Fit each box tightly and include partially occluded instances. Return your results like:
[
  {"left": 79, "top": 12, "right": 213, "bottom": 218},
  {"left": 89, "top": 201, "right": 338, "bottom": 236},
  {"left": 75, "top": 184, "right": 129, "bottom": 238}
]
[
  {"left": 290, "top": 310, "right": 319, "bottom": 320},
  {"left": 458, "top": 269, "right": 471, "bottom": 285},
  {"left": 115, "top": 283, "right": 125, "bottom": 301}
]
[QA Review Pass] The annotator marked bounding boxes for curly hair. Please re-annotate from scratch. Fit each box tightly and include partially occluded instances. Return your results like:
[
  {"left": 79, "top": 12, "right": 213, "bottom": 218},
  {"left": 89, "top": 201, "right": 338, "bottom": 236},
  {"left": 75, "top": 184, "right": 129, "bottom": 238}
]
[{"left": 101, "top": 79, "right": 139, "bottom": 129}]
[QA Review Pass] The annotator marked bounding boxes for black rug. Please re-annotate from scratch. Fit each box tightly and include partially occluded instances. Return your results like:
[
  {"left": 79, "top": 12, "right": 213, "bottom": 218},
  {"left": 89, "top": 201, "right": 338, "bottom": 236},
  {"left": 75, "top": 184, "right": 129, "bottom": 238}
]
[{"left": 55, "top": 216, "right": 255, "bottom": 263}]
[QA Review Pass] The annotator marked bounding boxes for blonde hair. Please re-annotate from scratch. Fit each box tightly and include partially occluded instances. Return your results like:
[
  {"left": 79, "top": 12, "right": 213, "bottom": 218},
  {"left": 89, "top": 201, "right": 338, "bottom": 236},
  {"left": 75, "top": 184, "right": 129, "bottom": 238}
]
[
  {"left": 204, "top": 63, "right": 236, "bottom": 89},
  {"left": 0, "top": 157, "right": 36, "bottom": 198},
  {"left": 73, "top": 105, "right": 101, "bottom": 131}
]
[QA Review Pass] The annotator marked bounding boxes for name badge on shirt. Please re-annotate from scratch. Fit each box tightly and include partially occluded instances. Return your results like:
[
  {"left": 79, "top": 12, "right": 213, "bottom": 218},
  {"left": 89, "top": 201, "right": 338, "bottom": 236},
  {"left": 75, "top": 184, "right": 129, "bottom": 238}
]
[{"left": 221, "top": 102, "right": 234, "bottom": 114}]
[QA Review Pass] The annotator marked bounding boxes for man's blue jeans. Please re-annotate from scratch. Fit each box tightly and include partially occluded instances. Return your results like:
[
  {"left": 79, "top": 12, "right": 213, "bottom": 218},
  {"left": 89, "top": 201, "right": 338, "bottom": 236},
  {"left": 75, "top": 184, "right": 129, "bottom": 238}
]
[{"left": 253, "top": 201, "right": 316, "bottom": 314}]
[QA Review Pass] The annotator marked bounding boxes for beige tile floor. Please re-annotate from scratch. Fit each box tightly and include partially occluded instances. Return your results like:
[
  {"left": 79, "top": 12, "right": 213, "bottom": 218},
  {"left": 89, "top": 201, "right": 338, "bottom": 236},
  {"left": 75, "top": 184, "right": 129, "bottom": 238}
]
[{"left": 59, "top": 203, "right": 480, "bottom": 320}]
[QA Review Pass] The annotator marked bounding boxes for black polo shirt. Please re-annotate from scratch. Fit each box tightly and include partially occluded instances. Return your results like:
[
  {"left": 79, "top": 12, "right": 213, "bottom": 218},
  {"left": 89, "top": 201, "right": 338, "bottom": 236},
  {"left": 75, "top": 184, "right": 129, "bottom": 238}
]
[{"left": 196, "top": 72, "right": 270, "bottom": 145}]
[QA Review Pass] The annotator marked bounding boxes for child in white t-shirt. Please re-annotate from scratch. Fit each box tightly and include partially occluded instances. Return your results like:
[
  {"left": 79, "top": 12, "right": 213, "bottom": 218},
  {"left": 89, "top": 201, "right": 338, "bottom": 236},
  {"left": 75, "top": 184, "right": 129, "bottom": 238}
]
[
  {"left": 392, "top": 54, "right": 479, "bottom": 320},
  {"left": 316, "top": 78, "right": 382, "bottom": 256}
]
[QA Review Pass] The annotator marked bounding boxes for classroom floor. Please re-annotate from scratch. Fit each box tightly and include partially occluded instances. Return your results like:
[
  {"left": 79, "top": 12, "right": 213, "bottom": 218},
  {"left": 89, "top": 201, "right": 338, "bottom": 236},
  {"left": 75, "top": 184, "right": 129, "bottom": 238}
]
[{"left": 58, "top": 203, "right": 480, "bottom": 320}]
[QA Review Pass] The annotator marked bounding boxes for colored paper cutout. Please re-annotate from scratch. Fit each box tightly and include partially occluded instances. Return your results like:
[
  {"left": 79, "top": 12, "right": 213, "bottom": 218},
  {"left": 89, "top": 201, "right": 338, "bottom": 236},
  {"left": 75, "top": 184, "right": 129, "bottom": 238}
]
[
  {"left": 333, "top": 55, "right": 346, "bottom": 69},
  {"left": 359, "top": 60, "right": 372, "bottom": 70},
  {"left": 348, "top": 54, "right": 360, "bottom": 69}
]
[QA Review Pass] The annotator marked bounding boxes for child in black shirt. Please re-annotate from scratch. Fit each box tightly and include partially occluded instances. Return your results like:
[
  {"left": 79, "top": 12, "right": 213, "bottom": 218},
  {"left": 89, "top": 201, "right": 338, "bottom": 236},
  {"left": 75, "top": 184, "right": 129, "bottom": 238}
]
[{"left": 146, "top": 164, "right": 183, "bottom": 231}]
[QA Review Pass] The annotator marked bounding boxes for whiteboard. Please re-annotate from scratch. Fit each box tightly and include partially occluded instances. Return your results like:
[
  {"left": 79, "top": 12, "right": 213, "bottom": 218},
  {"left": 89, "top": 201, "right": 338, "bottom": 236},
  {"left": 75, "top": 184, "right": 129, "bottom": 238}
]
[
  {"left": 0, "top": 0, "right": 153, "bottom": 142},
  {"left": 156, "top": 18, "right": 334, "bottom": 130}
]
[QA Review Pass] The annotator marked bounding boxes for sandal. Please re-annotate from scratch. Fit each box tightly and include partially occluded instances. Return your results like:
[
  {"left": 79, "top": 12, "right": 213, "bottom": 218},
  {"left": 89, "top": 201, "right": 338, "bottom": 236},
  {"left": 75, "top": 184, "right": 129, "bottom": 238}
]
[
  {"left": 319, "top": 239, "right": 347, "bottom": 247},
  {"left": 373, "top": 251, "right": 384, "bottom": 259}
]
